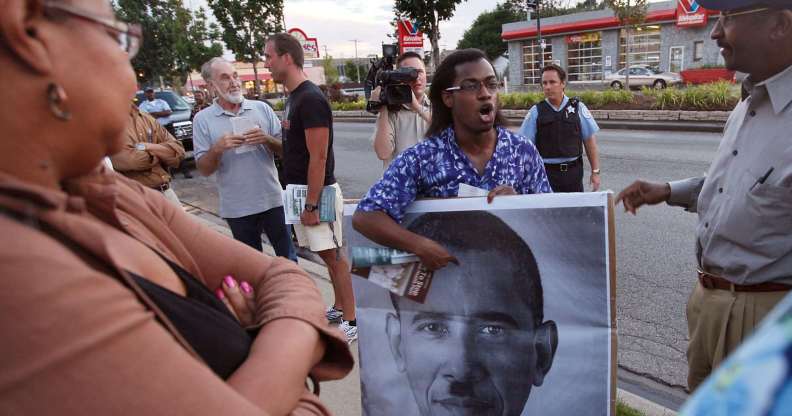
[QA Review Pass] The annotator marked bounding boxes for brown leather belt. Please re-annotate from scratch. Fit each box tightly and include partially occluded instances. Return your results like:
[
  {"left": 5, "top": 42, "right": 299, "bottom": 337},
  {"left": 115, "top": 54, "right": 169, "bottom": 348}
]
[{"left": 697, "top": 269, "right": 792, "bottom": 292}]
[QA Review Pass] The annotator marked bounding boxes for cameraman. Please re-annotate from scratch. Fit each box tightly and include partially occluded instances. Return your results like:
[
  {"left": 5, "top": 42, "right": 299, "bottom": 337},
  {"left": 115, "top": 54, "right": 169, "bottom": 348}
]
[{"left": 370, "top": 52, "right": 431, "bottom": 168}]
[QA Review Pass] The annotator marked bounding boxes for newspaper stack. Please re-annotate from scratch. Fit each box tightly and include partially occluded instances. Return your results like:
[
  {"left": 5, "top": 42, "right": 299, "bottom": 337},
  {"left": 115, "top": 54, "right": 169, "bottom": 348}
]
[
  {"left": 351, "top": 247, "right": 434, "bottom": 303},
  {"left": 283, "top": 184, "right": 336, "bottom": 225}
]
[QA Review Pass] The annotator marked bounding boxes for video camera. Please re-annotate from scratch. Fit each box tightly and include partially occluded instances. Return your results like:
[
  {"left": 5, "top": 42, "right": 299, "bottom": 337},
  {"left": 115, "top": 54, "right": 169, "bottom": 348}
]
[{"left": 364, "top": 44, "right": 418, "bottom": 114}]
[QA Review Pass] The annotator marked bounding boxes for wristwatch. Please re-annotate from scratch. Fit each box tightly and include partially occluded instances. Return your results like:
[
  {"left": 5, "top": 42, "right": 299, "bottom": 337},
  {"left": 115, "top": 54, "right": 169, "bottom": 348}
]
[
  {"left": 304, "top": 203, "right": 318, "bottom": 212},
  {"left": 592, "top": 169, "right": 601, "bottom": 175}
]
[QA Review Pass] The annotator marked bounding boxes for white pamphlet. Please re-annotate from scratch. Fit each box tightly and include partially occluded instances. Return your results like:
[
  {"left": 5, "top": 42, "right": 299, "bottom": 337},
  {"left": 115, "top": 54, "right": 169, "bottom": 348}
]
[
  {"left": 457, "top": 183, "right": 490, "bottom": 197},
  {"left": 230, "top": 116, "right": 258, "bottom": 154}
]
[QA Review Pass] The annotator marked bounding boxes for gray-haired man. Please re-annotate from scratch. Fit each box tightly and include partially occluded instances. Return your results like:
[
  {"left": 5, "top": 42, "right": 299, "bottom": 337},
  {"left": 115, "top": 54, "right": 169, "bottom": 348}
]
[
  {"left": 617, "top": 0, "right": 792, "bottom": 390},
  {"left": 192, "top": 57, "right": 296, "bottom": 261}
]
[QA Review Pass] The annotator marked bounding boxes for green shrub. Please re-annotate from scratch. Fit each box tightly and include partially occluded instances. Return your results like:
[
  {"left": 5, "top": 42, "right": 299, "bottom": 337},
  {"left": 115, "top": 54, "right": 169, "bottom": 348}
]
[
  {"left": 272, "top": 100, "right": 285, "bottom": 111},
  {"left": 331, "top": 99, "right": 366, "bottom": 111},
  {"left": 497, "top": 92, "right": 544, "bottom": 109},
  {"left": 642, "top": 81, "right": 738, "bottom": 110},
  {"left": 570, "top": 90, "right": 633, "bottom": 109},
  {"left": 498, "top": 90, "right": 634, "bottom": 110},
  {"left": 616, "top": 401, "right": 645, "bottom": 416}
]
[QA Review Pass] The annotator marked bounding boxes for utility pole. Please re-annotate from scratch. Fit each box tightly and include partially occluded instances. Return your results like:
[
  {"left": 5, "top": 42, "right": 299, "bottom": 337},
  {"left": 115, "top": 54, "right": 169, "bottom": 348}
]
[
  {"left": 527, "top": 0, "right": 545, "bottom": 73},
  {"left": 537, "top": 0, "right": 544, "bottom": 68},
  {"left": 350, "top": 39, "right": 361, "bottom": 83},
  {"left": 323, "top": 45, "right": 329, "bottom": 59}
]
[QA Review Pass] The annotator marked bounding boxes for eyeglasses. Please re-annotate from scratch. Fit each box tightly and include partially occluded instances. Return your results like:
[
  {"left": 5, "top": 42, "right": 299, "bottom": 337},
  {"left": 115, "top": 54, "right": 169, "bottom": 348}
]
[
  {"left": 445, "top": 78, "right": 502, "bottom": 94},
  {"left": 717, "top": 7, "right": 770, "bottom": 26},
  {"left": 42, "top": 1, "right": 142, "bottom": 59}
]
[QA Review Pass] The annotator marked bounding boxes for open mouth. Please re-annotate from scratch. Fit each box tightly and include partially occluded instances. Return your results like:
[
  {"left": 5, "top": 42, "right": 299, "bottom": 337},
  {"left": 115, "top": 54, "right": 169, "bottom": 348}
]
[{"left": 478, "top": 103, "right": 495, "bottom": 124}]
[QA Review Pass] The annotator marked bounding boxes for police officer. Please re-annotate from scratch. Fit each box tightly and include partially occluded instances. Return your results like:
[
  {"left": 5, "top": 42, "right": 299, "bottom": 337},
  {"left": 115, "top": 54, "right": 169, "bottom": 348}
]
[
  {"left": 518, "top": 64, "right": 601, "bottom": 192},
  {"left": 617, "top": 0, "right": 792, "bottom": 391}
]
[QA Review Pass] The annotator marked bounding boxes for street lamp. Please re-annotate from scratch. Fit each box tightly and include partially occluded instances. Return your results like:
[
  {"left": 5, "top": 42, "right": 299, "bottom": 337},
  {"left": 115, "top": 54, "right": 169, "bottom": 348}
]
[{"left": 350, "top": 39, "right": 361, "bottom": 83}]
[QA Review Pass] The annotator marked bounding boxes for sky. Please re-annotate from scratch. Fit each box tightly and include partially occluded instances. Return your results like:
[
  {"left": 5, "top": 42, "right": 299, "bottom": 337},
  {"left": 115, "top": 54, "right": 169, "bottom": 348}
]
[
  {"left": 186, "top": 0, "right": 509, "bottom": 60},
  {"left": 186, "top": 0, "right": 666, "bottom": 61},
  {"left": 282, "top": 0, "right": 502, "bottom": 59}
]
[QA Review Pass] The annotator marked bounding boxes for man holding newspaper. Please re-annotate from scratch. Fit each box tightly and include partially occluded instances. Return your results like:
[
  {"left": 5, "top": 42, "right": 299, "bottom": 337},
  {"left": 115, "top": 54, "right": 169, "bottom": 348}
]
[{"left": 265, "top": 33, "right": 358, "bottom": 343}]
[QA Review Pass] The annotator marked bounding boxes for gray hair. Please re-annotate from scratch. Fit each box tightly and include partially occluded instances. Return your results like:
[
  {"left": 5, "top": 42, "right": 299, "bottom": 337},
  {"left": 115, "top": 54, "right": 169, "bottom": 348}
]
[{"left": 200, "top": 57, "right": 227, "bottom": 83}]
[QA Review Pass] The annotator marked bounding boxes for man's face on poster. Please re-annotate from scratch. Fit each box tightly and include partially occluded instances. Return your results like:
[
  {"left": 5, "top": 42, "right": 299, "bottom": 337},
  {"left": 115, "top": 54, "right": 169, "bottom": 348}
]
[{"left": 387, "top": 248, "right": 557, "bottom": 416}]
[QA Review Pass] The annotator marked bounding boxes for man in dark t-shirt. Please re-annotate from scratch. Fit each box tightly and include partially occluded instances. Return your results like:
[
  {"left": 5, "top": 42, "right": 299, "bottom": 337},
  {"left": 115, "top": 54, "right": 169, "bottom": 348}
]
[
  {"left": 281, "top": 81, "right": 336, "bottom": 186},
  {"left": 264, "top": 33, "right": 357, "bottom": 343}
]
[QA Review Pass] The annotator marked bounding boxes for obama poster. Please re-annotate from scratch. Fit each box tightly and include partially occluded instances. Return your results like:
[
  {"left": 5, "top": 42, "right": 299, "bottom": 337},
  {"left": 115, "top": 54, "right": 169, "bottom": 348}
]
[{"left": 344, "top": 192, "right": 617, "bottom": 416}]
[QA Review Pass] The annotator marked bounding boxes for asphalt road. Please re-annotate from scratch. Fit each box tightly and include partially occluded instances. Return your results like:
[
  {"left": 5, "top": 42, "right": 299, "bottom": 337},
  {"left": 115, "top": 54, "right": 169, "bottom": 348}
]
[
  {"left": 174, "top": 122, "right": 722, "bottom": 394},
  {"left": 330, "top": 122, "right": 720, "bottom": 391}
]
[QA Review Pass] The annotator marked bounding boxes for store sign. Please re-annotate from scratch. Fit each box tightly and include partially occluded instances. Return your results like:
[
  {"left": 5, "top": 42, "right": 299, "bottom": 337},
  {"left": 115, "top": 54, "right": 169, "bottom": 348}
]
[
  {"left": 398, "top": 19, "right": 424, "bottom": 54},
  {"left": 566, "top": 32, "right": 601, "bottom": 44},
  {"left": 676, "top": 0, "right": 708, "bottom": 28},
  {"left": 288, "top": 28, "right": 320, "bottom": 59}
]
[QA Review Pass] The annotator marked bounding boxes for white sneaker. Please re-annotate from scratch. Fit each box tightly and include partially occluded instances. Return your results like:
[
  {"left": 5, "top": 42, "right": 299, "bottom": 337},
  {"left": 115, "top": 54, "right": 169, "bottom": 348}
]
[
  {"left": 339, "top": 320, "right": 358, "bottom": 344},
  {"left": 325, "top": 306, "right": 343, "bottom": 323}
]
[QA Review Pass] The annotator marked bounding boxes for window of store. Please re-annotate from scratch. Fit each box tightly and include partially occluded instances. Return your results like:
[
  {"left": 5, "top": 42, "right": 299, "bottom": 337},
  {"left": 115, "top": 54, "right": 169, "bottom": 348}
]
[
  {"left": 619, "top": 25, "right": 661, "bottom": 70},
  {"left": 522, "top": 39, "right": 553, "bottom": 85},
  {"left": 566, "top": 32, "right": 603, "bottom": 81},
  {"left": 693, "top": 41, "right": 704, "bottom": 62}
]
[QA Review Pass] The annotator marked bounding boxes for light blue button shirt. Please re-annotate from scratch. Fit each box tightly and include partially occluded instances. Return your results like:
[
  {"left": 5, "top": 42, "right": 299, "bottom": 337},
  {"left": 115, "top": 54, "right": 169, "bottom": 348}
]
[
  {"left": 138, "top": 99, "right": 172, "bottom": 126},
  {"left": 517, "top": 95, "right": 599, "bottom": 164},
  {"left": 192, "top": 99, "right": 284, "bottom": 218}
]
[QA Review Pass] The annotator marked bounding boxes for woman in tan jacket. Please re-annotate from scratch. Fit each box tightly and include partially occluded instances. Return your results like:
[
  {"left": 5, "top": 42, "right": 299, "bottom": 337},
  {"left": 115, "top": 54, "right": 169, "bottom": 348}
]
[{"left": 0, "top": 1, "right": 353, "bottom": 414}]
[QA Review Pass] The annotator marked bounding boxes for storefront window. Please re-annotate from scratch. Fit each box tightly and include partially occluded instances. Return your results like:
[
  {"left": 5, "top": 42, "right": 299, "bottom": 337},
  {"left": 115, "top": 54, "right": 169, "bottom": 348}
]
[
  {"left": 693, "top": 41, "right": 704, "bottom": 61},
  {"left": 522, "top": 39, "right": 553, "bottom": 85},
  {"left": 566, "top": 32, "right": 603, "bottom": 81},
  {"left": 619, "top": 25, "right": 661, "bottom": 70}
]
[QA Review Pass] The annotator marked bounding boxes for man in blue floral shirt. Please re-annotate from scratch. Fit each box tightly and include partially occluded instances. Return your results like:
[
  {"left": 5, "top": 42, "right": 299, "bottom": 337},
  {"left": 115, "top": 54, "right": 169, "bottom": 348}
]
[{"left": 353, "top": 49, "right": 551, "bottom": 270}]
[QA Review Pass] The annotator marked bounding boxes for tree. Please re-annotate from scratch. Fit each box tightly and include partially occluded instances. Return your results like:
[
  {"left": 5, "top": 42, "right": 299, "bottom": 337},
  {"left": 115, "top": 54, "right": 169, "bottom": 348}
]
[
  {"left": 174, "top": 7, "right": 224, "bottom": 90},
  {"left": 117, "top": 0, "right": 181, "bottom": 86},
  {"left": 506, "top": 0, "right": 605, "bottom": 18},
  {"left": 457, "top": 2, "right": 524, "bottom": 60},
  {"left": 604, "top": 0, "right": 648, "bottom": 89},
  {"left": 116, "top": 1, "right": 222, "bottom": 89},
  {"left": 344, "top": 60, "right": 363, "bottom": 83},
  {"left": 207, "top": 0, "right": 284, "bottom": 95},
  {"left": 393, "top": 0, "right": 467, "bottom": 70},
  {"left": 322, "top": 55, "right": 339, "bottom": 85}
]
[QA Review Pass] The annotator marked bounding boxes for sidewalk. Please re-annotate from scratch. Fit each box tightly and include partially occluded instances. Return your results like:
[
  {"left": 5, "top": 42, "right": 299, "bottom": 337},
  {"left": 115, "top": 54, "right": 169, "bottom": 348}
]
[{"left": 183, "top": 202, "right": 681, "bottom": 416}]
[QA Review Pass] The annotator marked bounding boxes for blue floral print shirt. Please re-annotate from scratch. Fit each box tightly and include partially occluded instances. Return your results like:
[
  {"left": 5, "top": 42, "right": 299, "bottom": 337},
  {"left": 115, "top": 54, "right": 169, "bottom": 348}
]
[{"left": 357, "top": 125, "right": 552, "bottom": 223}]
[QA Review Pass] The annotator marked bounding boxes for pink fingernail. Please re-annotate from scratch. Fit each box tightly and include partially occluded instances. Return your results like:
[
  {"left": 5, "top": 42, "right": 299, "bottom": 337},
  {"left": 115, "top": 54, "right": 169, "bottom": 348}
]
[
  {"left": 215, "top": 288, "right": 225, "bottom": 300},
  {"left": 240, "top": 281, "right": 253, "bottom": 294},
  {"left": 223, "top": 275, "right": 236, "bottom": 288}
]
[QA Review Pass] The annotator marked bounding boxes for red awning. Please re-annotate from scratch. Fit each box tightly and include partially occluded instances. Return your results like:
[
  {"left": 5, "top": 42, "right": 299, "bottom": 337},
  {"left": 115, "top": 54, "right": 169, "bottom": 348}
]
[{"left": 501, "top": 8, "right": 718, "bottom": 40}]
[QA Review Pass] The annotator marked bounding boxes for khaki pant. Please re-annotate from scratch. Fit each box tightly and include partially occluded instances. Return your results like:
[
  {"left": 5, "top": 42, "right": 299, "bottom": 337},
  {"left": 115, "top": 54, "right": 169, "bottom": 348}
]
[
  {"left": 686, "top": 280, "right": 788, "bottom": 391},
  {"left": 293, "top": 183, "right": 344, "bottom": 253}
]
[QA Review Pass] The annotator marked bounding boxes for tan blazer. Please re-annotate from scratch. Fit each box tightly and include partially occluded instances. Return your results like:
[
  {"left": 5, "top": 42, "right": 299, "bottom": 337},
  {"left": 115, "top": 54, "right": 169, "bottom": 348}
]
[{"left": 0, "top": 167, "right": 353, "bottom": 415}]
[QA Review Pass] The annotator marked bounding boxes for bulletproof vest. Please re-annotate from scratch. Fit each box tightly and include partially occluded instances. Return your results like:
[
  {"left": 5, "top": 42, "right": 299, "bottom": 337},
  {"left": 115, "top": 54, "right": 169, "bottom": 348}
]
[{"left": 535, "top": 98, "right": 583, "bottom": 159}]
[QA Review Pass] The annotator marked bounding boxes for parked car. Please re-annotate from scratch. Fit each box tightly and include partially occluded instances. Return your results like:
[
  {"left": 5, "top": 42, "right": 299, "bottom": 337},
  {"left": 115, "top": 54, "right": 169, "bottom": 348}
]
[
  {"left": 605, "top": 65, "right": 682, "bottom": 89},
  {"left": 134, "top": 90, "right": 194, "bottom": 156}
]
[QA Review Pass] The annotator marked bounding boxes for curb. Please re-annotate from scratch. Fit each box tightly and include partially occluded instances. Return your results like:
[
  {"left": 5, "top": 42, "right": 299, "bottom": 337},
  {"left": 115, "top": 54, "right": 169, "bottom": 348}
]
[
  {"left": 618, "top": 388, "right": 679, "bottom": 416},
  {"left": 332, "top": 115, "right": 724, "bottom": 133}
]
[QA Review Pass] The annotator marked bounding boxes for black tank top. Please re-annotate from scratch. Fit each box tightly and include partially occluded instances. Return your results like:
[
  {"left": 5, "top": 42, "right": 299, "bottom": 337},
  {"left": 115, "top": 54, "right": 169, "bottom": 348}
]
[{"left": 128, "top": 257, "right": 256, "bottom": 379}]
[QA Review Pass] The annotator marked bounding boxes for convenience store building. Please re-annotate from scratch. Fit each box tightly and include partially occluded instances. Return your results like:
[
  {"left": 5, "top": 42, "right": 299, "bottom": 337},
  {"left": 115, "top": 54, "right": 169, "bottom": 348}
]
[{"left": 501, "top": 0, "right": 724, "bottom": 90}]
